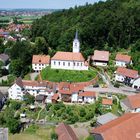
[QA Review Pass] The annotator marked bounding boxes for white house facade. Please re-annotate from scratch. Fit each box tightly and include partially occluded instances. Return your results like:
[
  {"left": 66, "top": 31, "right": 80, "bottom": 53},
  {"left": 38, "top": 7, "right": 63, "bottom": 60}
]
[
  {"left": 32, "top": 55, "right": 50, "bottom": 72},
  {"left": 115, "top": 67, "right": 139, "bottom": 85},
  {"left": 8, "top": 83, "right": 25, "bottom": 100},
  {"left": 132, "top": 78, "right": 140, "bottom": 89},
  {"left": 78, "top": 91, "right": 96, "bottom": 103},
  {"left": 51, "top": 31, "right": 88, "bottom": 71},
  {"left": 115, "top": 54, "right": 132, "bottom": 67}
]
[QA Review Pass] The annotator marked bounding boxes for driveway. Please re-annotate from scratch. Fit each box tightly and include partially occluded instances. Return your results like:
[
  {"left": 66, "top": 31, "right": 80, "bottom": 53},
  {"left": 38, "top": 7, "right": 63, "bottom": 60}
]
[{"left": 30, "top": 72, "right": 39, "bottom": 81}]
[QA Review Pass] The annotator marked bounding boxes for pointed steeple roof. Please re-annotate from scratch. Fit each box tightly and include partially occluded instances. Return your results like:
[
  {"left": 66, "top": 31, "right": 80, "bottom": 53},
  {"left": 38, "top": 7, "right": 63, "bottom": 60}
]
[{"left": 75, "top": 30, "right": 78, "bottom": 40}]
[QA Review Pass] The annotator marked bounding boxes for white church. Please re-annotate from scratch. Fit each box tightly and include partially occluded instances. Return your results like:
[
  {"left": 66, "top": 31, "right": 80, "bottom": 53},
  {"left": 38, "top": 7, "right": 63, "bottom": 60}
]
[{"left": 51, "top": 31, "right": 89, "bottom": 70}]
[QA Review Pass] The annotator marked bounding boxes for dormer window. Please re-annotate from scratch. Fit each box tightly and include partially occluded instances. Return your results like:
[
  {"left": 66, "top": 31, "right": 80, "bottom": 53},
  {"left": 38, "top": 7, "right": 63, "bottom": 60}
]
[{"left": 39, "top": 60, "right": 41, "bottom": 62}]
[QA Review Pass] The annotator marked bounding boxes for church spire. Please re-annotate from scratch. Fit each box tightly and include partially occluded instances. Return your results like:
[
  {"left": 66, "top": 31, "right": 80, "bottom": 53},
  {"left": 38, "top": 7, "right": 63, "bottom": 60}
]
[
  {"left": 75, "top": 30, "right": 78, "bottom": 40},
  {"left": 73, "top": 30, "right": 80, "bottom": 53}
]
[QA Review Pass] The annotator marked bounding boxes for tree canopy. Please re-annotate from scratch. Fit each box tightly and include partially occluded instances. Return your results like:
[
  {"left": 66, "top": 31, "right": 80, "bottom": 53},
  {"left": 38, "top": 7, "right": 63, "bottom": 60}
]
[{"left": 30, "top": 0, "right": 140, "bottom": 72}]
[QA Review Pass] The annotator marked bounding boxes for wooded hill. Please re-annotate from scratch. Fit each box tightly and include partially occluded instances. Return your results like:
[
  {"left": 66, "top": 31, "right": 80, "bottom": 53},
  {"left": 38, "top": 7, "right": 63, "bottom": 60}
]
[{"left": 30, "top": 0, "right": 139, "bottom": 72}]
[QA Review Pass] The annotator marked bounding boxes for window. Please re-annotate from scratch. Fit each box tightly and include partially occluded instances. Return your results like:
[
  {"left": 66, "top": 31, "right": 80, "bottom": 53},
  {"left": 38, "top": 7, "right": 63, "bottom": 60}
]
[
  {"left": 68, "top": 62, "right": 70, "bottom": 66},
  {"left": 81, "top": 63, "right": 82, "bottom": 66},
  {"left": 54, "top": 61, "right": 56, "bottom": 65},
  {"left": 63, "top": 62, "right": 65, "bottom": 66},
  {"left": 39, "top": 64, "right": 41, "bottom": 66},
  {"left": 42, "top": 64, "right": 44, "bottom": 66},
  {"left": 73, "top": 62, "right": 75, "bottom": 66},
  {"left": 58, "top": 62, "right": 60, "bottom": 65},
  {"left": 77, "top": 63, "right": 79, "bottom": 66},
  {"left": 35, "top": 67, "right": 37, "bottom": 69}
]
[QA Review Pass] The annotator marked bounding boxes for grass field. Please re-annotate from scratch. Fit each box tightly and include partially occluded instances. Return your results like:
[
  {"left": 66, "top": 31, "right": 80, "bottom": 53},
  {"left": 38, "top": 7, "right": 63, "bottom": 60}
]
[
  {"left": 9, "top": 126, "right": 54, "bottom": 140},
  {"left": 0, "top": 15, "right": 41, "bottom": 25},
  {"left": 41, "top": 67, "right": 97, "bottom": 82}
]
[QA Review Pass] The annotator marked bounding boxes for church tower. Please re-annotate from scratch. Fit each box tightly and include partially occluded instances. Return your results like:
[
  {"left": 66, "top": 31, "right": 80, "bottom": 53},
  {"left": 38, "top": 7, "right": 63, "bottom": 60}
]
[{"left": 73, "top": 30, "right": 80, "bottom": 53}]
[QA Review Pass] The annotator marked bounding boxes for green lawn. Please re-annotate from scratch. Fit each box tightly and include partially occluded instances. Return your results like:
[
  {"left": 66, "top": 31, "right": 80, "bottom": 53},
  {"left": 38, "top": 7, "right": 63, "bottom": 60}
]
[
  {"left": 9, "top": 126, "right": 54, "bottom": 140},
  {"left": 41, "top": 67, "right": 97, "bottom": 82}
]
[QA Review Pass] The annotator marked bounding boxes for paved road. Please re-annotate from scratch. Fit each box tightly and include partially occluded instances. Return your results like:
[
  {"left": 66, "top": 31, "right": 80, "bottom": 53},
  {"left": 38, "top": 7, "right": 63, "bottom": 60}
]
[{"left": 84, "top": 86, "right": 136, "bottom": 96}]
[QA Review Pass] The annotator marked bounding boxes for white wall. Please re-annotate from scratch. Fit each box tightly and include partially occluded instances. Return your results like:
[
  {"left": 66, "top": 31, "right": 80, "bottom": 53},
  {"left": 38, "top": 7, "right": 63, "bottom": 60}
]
[
  {"left": 93, "top": 62, "right": 107, "bottom": 66},
  {"left": 8, "top": 84, "right": 24, "bottom": 100},
  {"left": 83, "top": 97, "right": 95, "bottom": 103},
  {"left": 51, "top": 60, "right": 88, "bottom": 70},
  {"left": 115, "top": 74, "right": 125, "bottom": 82},
  {"left": 132, "top": 78, "right": 140, "bottom": 89},
  {"left": 32, "top": 63, "right": 49, "bottom": 72},
  {"left": 71, "top": 93, "right": 78, "bottom": 102},
  {"left": 115, "top": 61, "right": 127, "bottom": 67}
]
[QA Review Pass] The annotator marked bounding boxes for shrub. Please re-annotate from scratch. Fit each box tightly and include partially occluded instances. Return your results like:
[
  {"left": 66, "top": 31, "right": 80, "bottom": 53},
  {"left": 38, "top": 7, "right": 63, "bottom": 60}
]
[
  {"left": 114, "top": 82, "right": 120, "bottom": 88},
  {"left": 51, "top": 132, "right": 58, "bottom": 140},
  {"left": 25, "top": 124, "right": 39, "bottom": 134},
  {"left": 10, "top": 101, "right": 21, "bottom": 110}
]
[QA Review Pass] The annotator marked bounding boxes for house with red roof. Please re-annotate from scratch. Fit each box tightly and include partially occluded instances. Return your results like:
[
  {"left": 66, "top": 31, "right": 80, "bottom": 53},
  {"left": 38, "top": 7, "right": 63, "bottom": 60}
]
[
  {"left": 56, "top": 123, "right": 78, "bottom": 140},
  {"left": 91, "top": 113, "right": 140, "bottom": 140},
  {"left": 121, "top": 94, "right": 140, "bottom": 113},
  {"left": 115, "top": 67, "right": 139, "bottom": 85},
  {"left": 51, "top": 31, "right": 89, "bottom": 70},
  {"left": 91, "top": 50, "right": 109, "bottom": 66},
  {"left": 58, "top": 82, "right": 97, "bottom": 103},
  {"left": 32, "top": 55, "right": 50, "bottom": 72},
  {"left": 102, "top": 98, "right": 113, "bottom": 109},
  {"left": 115, "top": 53, "right": 132, "bottom": 67},
  {"left": 78, "top": 91, "right": 97, "bottom": 103}
]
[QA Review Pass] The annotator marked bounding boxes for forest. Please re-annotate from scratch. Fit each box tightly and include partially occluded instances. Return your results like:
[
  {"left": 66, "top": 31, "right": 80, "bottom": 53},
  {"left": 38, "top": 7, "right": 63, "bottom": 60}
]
[{"left": 31, "top": 0, "right": 140, "bottom": 71}]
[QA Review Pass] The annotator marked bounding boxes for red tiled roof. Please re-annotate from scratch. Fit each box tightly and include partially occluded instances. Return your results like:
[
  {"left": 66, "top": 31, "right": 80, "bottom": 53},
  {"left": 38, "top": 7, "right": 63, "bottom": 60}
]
[
  {"left": 92, "top": 50, "right": 109, "bottom": 61},
  {"left": 51, "top": 51, "right": 85, "bottom": 61},
  {"left": 59, "top": 90, "right": 71, "bottom": 95},
  {"left": 56, "top": 123, "right": 78, "bottom": 140},
  {"left": 91, "top": 113, "right": 140, "bottom": 140},
  {"left": 115, "top": 54, "right": 131, "bottom": 62},
  {"left": 127, "top": 94, "right": 140, "bottom": 109},
  {"left": 70, "top": 83, "right": 85, "bottom": 92},
  {"left": 102, "top": 98, "right": 113, "bottom": 105},
  {"left": 59, "top": 82, "right": 71, "bottom": 90},
  {"left": 32, "top": 55, "right": 50, "bottom": 64},
  {"left": 52, "top": 94, "right": 59, "bottom": 101},
  {"left": 79, "top": 91, "right": 96, "bottom": 97},
  {"left": 116, "top": 67, "right": 138, "bottom": 79}
]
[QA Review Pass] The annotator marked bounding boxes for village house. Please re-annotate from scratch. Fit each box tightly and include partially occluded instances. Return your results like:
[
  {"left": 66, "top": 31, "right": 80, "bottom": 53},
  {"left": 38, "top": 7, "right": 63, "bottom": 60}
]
[
  {"left": 115, "top": 53, "right": 132, "bottom": 67},
  {"left": 32, "top": 55, "right": 50, "bottom": 72},
  {"left": 8, "top": 78, "right": 57, "bottom": 102},
  {"left": 91, "top": 113, "right": 140, "bottom": 140},
  {"left": 115, "top": 67, "right": 139, "bottom": 85},
  {"left": 55, "top": 123, "right": 78, "bottom": 140},
  {"left": 51, "top": 31, "right": 89, "bottom": 70},
  {"left": 91, "top": 50, "right": 109, "bottom": 66},
  {"left": 121, "top": 94, "right": 140, "bottom": 113},
  {"left": 132, "top": 77, "right": 140, "bottom": 90},
  {"left": 78, "top": 91, "right": 97, "bottom": 103},
  {"left": 8, "top": 77, "right": 25, "bottom": 100},
  {"left": 102, "top": 98, "right": 113, "bottom": 109}
]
